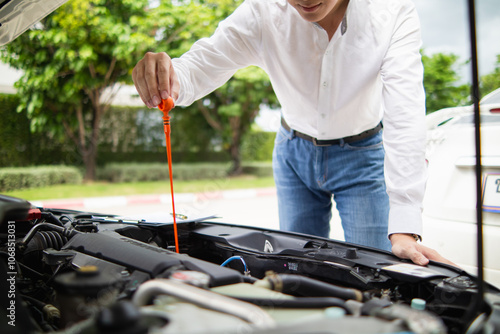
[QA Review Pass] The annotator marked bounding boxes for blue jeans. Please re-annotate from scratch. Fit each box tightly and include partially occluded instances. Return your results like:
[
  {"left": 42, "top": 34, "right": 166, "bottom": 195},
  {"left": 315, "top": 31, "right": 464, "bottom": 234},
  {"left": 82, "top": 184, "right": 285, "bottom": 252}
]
[{"left": 272, "top": 124, "right": 391, "bottom": 251}]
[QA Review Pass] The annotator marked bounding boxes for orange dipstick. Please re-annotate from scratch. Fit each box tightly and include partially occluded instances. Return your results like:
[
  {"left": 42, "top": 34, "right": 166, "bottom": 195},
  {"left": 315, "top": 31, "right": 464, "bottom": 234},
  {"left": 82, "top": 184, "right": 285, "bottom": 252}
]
[{"left": 158, "top": 97, "right": 179, "bottom": 253}]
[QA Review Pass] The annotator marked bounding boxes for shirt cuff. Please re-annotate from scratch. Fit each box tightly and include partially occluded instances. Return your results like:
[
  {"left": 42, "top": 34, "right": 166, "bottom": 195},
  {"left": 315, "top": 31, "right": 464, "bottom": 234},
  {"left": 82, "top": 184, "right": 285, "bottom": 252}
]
[
  {"left": 388, "top": 204, "right": 423, "bottom": 238},
  {"left": 171, "top": 59, "right": 192, "bottom": 107}
]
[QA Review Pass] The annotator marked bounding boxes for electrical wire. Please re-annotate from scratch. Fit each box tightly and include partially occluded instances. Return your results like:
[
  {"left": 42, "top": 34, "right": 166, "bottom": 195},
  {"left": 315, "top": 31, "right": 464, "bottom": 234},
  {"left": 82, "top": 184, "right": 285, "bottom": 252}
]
[{"left": 220, "top": 256, "right": 248, "bottom": 272}]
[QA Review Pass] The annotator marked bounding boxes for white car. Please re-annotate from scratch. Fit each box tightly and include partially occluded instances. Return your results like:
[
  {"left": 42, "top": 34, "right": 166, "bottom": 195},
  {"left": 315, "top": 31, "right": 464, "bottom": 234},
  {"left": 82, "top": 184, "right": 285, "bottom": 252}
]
[{"left": 424, "top": 87, "right": 500, "bottom": 288}]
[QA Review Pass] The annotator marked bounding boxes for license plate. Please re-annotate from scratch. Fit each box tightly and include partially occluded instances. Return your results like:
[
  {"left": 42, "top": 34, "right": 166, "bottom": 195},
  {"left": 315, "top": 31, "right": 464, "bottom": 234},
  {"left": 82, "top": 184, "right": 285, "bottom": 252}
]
[{"left": 482, "top": 173, "right": 500, "bottom": 213}]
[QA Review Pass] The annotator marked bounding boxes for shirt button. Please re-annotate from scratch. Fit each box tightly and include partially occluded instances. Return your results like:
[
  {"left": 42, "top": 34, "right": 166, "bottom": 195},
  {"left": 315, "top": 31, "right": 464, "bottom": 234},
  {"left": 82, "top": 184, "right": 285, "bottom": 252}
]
[
  {"left": 321, "top": 114, "right": 326, "bottom": 118},
  {"left": 322, "top": 82, "right": 327, "bottom": 87}
]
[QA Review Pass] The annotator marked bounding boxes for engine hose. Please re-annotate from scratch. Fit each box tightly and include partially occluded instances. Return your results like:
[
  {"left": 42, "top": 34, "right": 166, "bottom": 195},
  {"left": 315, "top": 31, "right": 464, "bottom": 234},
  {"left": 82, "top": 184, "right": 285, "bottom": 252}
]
[
  {"left": 41, "top": 212, "right": 64, "bottom": 227},
  {"left": 255, "top": 273, "right": 364, "bottom": 302},
  {"left": 232, "top": 296, "right": 351, "bottom": 313},
  {"left": 241, "top": 275, "right": 258, "bottom": 284},
  {"left": 37, "top": 231, "right": 68, "bottom": 250},
  {"left": 19, "top": 223, "right": 79, "bottom": 249},
  {"left": 22, "top": 231, "right": 69, "bottom": 261},
  {"left": 20, "top": 294, "right": 61, "bottom": 321},
  {"left": 133, "top": 279, "right": 275, "bottom": 329}
]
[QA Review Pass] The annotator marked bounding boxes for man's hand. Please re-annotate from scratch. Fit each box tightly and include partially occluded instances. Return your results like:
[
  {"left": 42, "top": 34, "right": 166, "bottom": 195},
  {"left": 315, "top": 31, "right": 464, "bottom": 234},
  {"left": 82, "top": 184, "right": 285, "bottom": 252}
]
[
  {"left": 390, "top": 233, "right": 457, "bottom": 267},
  {"left": 132, "top": 52, "right": 180, "bottom": 108}
]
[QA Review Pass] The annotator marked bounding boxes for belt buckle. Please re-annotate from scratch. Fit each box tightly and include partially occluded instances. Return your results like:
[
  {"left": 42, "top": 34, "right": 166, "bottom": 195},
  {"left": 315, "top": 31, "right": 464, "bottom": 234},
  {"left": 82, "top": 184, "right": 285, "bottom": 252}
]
[{"left": 312, "top": 138, "right": 330, "bottom": 147}]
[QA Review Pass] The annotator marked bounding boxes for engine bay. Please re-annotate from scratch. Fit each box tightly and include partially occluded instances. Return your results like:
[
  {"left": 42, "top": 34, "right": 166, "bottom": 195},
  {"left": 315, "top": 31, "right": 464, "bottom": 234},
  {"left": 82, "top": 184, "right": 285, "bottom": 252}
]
[{"left": 1, "top": 194, "right": 500, "bottom": 334}]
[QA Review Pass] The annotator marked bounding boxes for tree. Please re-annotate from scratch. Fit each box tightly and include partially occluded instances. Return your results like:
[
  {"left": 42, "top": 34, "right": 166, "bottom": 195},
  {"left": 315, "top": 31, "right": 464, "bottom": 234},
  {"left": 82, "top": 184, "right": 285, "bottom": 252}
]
[
  {"left": 422, "top": 51, "right": 470, "bottom": 114},
  {"left": 150, "top": 0, "right": 278, "bottom": 174},
  {"left": 1, "top": 0, "right": 155, "bottom": 180},
  {"left": 2, "top": 0, "right": 278, "bottom": 177},
  {"left": 481, "top": 54, "right": 500, "bottom": 96}
]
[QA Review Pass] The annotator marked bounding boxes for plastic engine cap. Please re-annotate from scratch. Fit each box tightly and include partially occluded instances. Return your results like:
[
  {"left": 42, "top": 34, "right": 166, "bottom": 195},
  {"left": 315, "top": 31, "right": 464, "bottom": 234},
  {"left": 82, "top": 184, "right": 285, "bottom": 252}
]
[{"left": 411, "top": 298, "right": 426, "bottom": 311}]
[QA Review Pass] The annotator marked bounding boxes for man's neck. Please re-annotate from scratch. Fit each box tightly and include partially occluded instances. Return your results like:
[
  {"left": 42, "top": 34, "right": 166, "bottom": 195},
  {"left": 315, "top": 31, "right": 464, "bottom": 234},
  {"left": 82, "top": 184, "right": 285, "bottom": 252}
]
[{"left": 317, "top": 0, "right": 349, "bottom": 40}]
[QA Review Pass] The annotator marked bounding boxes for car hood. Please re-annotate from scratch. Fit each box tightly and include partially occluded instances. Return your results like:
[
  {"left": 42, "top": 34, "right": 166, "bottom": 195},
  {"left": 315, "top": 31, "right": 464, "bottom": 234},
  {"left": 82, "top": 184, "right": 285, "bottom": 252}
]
[{"left": 0, "top": 0, "right": 68, "bottom": 46}]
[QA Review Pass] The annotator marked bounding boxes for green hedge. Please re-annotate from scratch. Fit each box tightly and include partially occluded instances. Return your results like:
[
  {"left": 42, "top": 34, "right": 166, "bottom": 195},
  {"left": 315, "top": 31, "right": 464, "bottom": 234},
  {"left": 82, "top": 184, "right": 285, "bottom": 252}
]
[
  {"left": 0, "top": 166, "right": 83, "bottom": 192},
  {"left": 97, "top": 163, "right": 231, "bottom": 183},
  {"left": 241, "top": 162, "right": 274, "bottom": 177},
  {"left": 1, "top": 93, "right": 275, "bottom": 168},
  {"left": 0, "top": 94, "right": 81, "bottom": 167},
  {"left": 0, "top": 163, "right": 273, "bottom": 191},
  {"left": 97, "top": 162, "right": 273, "bottom": 183}
]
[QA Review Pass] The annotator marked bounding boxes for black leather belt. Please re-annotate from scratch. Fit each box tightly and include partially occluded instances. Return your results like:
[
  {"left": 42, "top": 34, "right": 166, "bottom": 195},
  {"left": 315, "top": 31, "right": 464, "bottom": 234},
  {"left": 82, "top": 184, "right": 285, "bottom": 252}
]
[{"left": 281, "top": 118, "right": 383, "bottom": 147}]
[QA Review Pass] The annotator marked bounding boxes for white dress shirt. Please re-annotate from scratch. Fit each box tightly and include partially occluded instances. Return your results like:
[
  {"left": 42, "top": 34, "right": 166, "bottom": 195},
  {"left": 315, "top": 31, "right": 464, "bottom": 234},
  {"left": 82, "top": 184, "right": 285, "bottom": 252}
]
[{"left": 172, "top": 0, "right": 427, "bottom": 237}]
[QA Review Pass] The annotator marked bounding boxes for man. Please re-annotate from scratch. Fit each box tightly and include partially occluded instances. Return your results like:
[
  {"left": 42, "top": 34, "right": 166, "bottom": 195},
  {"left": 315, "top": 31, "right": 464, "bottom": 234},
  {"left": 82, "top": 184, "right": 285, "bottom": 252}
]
[{"left": 132, "top": 0, "right": 453, "bottom": 266}]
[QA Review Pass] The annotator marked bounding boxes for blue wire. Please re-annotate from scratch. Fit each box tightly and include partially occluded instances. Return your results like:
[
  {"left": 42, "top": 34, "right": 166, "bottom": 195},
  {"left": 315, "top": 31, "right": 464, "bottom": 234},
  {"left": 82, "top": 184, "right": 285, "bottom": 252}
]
[{"left": 220, "top": 256, "right": 247, "bottom": 272}]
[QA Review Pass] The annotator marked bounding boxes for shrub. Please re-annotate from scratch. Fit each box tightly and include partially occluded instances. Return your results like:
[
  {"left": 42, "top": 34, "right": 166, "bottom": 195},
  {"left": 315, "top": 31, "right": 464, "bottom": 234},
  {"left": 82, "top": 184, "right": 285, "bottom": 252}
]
[
  {"left": 241, "top": 162, "right": 274, "bottom": 177},
  {"left": 0, "top": 166, "right": 83, "bottom": 192},
  {"left": 97, "top": 162, "right": 273, "bottom": 183},
  {"left": 97, "top": 162, "right": 231, "bottom": 183},
  {"left": 0, "top": 94, "right": 82, "bottom": 167}
]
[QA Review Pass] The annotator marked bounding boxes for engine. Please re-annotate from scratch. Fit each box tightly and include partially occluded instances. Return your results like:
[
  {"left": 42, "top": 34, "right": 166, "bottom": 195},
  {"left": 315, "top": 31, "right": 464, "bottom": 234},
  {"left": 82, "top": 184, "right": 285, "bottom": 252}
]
[{"left": 1, "top": 194, "right": 499, "bottom": 334}]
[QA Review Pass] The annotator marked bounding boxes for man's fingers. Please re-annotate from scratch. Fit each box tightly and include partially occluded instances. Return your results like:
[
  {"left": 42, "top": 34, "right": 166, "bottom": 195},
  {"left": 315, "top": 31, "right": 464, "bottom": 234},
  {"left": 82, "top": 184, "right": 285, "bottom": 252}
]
[
  {"left": 392, "top": 242, "right": 429, "bottom": 266},
  {"left": 132, "top": 52, "right": 179, "bottom": 108},
  {"left": 156, "top": 53, "right": 172, "bottom": 100},
  {"left": 419, "top": 246, "right": 458, "bottom": 267},
  {"left": 143, "top": 52, "right": 162, "bottom": 107},
  {"left": 132, "top": 59, "right": 151, "bottom": 108},
  {"left": 391, "top": 234, "right": 458, "bottom": 267},
  {"left": 409, "top": 249, "right": 430, "bottom": 266}
]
